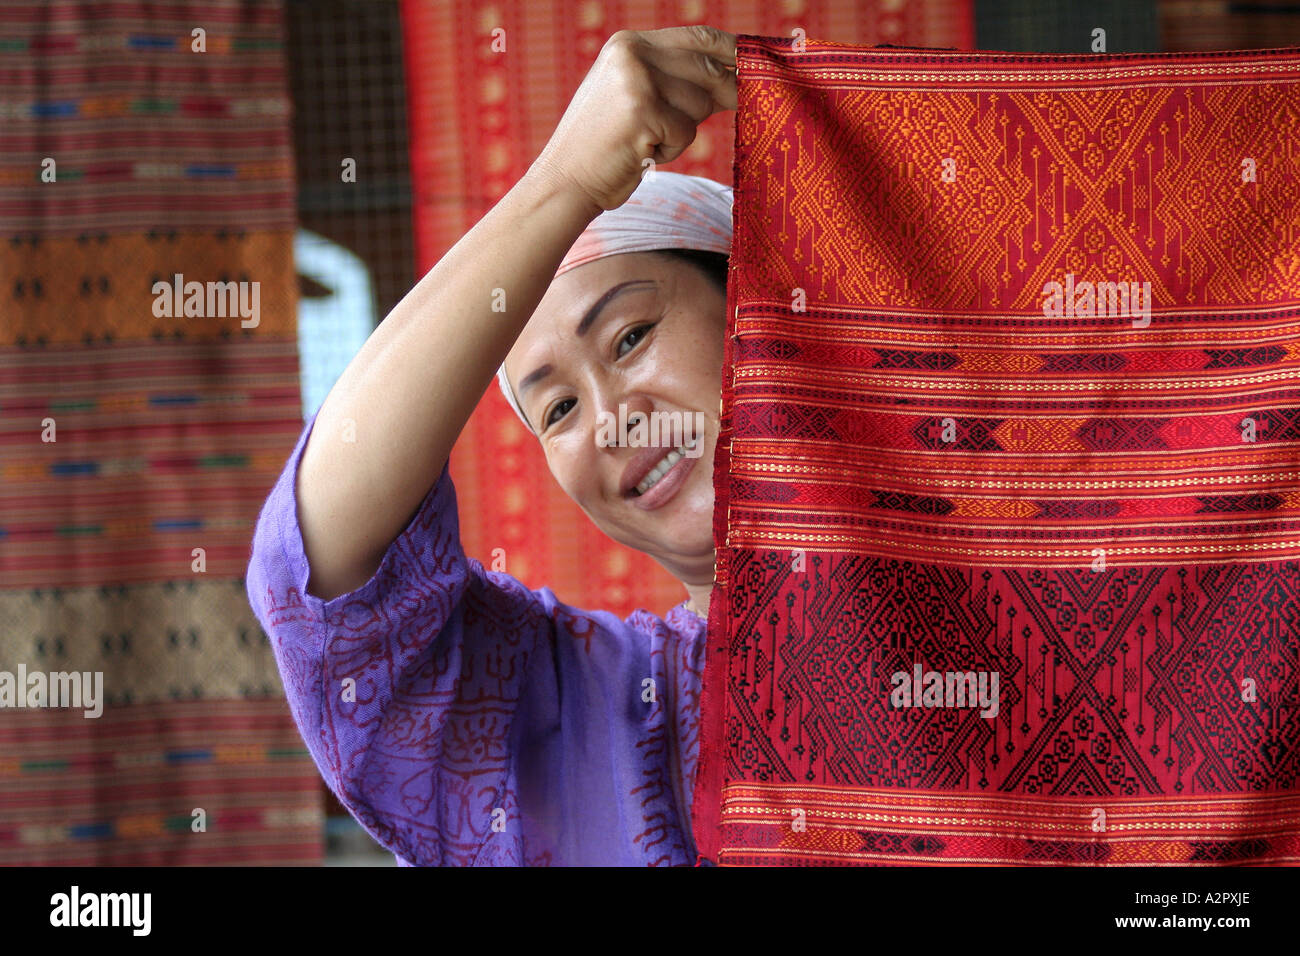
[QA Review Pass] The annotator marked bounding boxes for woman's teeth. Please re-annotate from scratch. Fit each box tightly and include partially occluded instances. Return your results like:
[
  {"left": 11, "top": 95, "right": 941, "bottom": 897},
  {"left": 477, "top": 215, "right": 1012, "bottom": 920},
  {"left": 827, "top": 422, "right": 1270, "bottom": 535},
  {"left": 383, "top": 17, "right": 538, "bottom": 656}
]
[{"left": 634, "top": 446, "right": 687, "bottom": 496}]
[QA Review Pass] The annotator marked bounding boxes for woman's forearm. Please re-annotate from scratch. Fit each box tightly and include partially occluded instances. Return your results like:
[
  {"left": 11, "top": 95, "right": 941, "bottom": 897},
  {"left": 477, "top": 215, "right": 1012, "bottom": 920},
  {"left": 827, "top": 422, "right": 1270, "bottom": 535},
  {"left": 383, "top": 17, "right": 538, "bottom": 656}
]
[{"left": 297, "top": 165, "right": 600, "bottom": 601}]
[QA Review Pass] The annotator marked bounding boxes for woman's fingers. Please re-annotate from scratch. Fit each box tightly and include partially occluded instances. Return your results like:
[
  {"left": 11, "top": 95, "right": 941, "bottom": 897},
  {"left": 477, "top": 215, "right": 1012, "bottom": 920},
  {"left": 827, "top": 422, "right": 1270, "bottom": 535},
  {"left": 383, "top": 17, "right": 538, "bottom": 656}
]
[
  {"left": 636, "top": 29, "right": 738, "bottom": 113},
  {"left": 648, "top": 62, "right": 721, "bottom": 125},
  {"left": 640, "top": 24, "right": 737, "bottom": 68},
  {"left": 647, "top": 46, "right": 738, "bottom": 114},
  {"left": 648, "top": 100, "right": 704, "bottom": 165},
  {"left": 531, "top": 25, "right": 736, "bottom": 212}
]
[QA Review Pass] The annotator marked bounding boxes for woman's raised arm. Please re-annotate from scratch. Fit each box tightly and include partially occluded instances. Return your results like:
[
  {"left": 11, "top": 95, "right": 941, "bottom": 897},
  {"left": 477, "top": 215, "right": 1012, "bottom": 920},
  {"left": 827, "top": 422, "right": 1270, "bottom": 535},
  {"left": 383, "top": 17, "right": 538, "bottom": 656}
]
[{"left": 297, "top": 25, "right": 737, "bottom": 600}]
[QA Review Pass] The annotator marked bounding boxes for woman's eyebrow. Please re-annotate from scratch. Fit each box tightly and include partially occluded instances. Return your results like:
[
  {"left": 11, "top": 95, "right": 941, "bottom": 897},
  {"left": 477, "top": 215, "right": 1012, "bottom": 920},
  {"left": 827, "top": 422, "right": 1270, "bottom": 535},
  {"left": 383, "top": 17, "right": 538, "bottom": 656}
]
[
  {"left": 518, "top": 279, "right": 658, "bottom": 396},
  {"left": 572, "top": 279, "right": 657, "bottom": 338}
]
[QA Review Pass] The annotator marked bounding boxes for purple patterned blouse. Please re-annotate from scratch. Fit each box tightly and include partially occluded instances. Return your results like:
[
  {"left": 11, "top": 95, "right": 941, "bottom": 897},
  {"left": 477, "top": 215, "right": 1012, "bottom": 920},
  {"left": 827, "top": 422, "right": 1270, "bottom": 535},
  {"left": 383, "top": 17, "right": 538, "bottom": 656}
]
[{"left": 245, "top": 412, "right": 708, "bottom": 866}]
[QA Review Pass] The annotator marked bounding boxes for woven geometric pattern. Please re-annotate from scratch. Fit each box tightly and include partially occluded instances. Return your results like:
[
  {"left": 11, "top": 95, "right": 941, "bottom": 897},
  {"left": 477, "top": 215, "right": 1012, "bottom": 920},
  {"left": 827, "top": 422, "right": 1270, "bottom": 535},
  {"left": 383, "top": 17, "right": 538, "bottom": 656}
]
[{"left": 692, "top": 36, "right": 1300, "bottom": 866}]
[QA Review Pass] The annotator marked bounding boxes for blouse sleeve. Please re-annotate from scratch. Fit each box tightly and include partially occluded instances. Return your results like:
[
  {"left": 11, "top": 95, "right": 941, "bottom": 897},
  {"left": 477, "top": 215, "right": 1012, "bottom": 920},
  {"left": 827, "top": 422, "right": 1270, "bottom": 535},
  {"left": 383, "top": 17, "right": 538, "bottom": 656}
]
[
  {"left": 247, "top": 412, "right": 701, "bottom": 867},
  {"left": 245, "top": 411, "right": 559, "bottom": 865}
]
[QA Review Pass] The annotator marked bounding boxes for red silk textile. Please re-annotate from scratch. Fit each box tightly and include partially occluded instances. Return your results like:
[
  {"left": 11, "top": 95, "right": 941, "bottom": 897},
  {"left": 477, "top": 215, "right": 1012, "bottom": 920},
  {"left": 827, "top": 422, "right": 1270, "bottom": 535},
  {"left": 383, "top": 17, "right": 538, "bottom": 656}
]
[{"left": 693, "top": 36, "right": 1300, "bottom": 865}]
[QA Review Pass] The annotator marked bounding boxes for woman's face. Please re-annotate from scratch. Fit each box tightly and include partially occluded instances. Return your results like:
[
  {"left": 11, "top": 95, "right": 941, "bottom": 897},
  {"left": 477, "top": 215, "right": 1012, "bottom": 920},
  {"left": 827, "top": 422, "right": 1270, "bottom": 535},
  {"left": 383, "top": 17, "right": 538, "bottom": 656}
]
[{"left": 503, "top": 251, "right": 724, "bottom": 582}]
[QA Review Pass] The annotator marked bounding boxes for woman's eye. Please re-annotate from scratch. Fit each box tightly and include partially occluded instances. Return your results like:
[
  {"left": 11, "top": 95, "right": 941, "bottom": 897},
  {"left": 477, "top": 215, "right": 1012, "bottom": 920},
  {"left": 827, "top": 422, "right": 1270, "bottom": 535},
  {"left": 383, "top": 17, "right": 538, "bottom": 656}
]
[
  {"left": 617, "top": 323, "right": 654, "bottom": 358},
  {"left": 545, "top": 397, "right": 575, "bottom": 427},
  {"left": 542, "top": 324, "right": 655, "bottom": 429}
]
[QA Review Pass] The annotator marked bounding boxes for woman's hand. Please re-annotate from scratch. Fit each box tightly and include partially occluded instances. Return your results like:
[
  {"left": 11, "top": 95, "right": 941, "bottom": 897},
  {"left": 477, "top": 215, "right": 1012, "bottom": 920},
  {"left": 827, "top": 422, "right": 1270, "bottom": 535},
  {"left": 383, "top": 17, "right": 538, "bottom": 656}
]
[{"left": 531, "top": 25, "right": 737, "bottom": 214}]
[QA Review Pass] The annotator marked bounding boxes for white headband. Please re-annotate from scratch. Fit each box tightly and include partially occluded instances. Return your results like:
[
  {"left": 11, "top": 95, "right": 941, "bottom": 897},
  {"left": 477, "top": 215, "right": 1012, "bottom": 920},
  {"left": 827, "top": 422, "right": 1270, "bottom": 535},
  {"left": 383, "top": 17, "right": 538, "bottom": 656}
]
[{"left": 496, "top": 170, "right": 734, "bottom": 433}]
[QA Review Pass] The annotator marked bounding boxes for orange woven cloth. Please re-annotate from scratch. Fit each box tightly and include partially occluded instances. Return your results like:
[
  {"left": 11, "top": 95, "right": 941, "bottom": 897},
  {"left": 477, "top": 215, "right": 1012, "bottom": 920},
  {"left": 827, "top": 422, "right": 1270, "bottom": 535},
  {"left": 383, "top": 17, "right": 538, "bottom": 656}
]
[
  {"left": 0, "top": 0, "right": 316, "bottom": 864},
  {"left": 692, "top": 36, "right": 1300, "bottom": 865}
]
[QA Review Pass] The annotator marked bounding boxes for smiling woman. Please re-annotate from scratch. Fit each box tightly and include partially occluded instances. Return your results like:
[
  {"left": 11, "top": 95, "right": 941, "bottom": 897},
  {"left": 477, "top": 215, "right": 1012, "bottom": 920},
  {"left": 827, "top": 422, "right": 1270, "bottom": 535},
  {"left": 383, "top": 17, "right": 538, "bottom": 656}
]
[
  {"left": 245, "top": 25, "right": 741, "bottom": 866},
  {"left": 498, "top": 173, "right": 732, "bottom": 619}
]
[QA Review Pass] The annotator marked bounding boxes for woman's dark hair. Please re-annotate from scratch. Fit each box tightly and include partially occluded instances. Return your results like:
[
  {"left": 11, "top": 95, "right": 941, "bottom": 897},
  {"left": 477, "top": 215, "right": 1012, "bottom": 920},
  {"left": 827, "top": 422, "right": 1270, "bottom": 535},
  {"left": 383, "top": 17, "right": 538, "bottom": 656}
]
[{"left": 652, "top": 248, "right": 730, "bottom": 295}]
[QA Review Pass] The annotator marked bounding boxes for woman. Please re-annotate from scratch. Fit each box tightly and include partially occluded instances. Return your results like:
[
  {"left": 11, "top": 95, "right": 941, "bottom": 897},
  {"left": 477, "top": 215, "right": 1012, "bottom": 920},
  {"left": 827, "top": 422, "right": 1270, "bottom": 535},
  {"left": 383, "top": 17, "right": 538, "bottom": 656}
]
[{"left": 246, "top": 25, "right": 738, "bottom": 865}]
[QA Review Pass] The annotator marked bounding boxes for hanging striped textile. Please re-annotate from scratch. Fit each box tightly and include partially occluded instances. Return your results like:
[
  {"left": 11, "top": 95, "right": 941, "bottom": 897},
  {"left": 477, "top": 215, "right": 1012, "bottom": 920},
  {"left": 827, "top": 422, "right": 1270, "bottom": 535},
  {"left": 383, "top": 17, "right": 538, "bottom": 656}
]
[
  {"left": 693, "top": 35, "right": 1300, "bottom": 866},
  {"left": 0, "top": 0, "right": 319, "bottom": 865}
]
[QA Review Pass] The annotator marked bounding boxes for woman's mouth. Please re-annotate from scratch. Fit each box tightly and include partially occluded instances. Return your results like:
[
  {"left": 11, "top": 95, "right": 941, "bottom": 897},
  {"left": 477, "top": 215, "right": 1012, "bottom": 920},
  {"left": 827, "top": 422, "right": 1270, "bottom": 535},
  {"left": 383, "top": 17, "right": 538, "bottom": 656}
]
[{"left": 627, "top": 444, "right": 697, "bottom": 510}]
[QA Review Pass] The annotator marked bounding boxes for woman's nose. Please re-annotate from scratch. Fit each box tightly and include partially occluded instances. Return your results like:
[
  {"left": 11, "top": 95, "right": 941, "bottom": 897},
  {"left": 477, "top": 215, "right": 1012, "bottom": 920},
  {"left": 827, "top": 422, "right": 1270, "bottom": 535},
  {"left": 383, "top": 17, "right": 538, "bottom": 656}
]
[
  {"left": 620, "top": 398, "right": 655, "bottom": 446},
  {"left": 593, "top": 395, "right": 655, "bottom": 448}
]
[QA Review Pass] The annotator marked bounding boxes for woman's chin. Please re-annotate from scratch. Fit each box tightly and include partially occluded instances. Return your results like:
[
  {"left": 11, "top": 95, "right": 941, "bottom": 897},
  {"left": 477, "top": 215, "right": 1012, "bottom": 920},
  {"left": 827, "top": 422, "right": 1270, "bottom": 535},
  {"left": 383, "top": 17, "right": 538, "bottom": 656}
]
[{"left": 659, "top": 496, "right": 715, "bottom": 548}]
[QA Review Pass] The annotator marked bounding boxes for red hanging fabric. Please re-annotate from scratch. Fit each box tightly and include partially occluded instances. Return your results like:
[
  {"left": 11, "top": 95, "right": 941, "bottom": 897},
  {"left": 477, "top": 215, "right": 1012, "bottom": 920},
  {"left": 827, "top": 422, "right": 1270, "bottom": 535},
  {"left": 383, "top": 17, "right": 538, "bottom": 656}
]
[{"left": 694, "top": 35, "right": 1300, "bottom": 865}]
